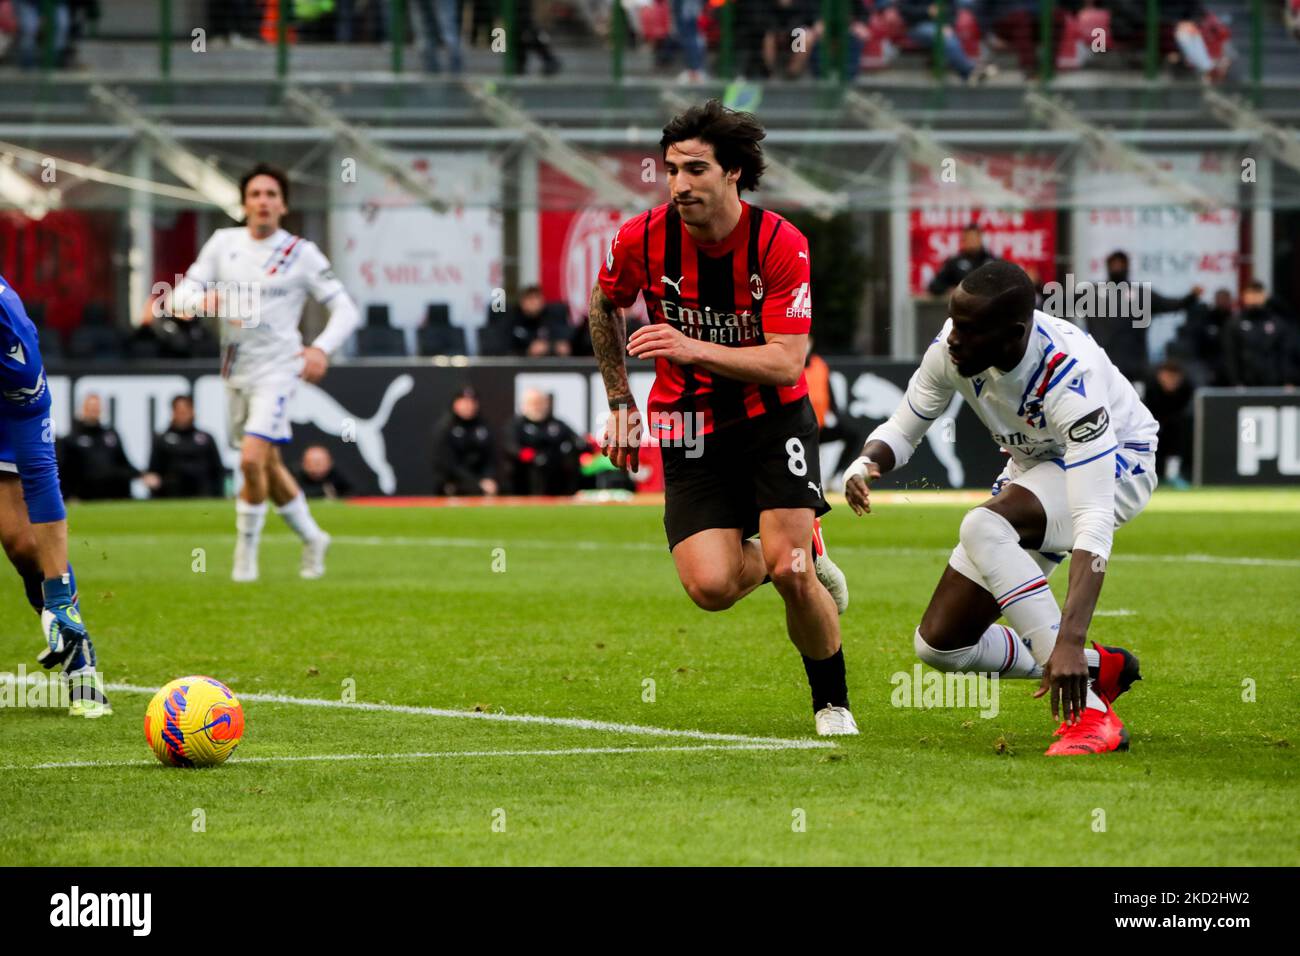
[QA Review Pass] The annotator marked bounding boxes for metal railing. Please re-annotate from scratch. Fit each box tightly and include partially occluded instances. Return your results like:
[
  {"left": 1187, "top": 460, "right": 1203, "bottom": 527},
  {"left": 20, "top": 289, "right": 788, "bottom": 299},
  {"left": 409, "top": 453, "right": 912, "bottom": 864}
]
[{"left": 13, "top": 0, "right": 1278, "bottom": 99}]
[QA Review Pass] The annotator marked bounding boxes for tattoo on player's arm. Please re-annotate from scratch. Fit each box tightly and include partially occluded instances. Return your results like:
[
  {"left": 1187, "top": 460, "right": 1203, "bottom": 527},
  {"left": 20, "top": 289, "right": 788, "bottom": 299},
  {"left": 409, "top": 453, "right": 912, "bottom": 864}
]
[{"left": 590, "top": 284, "right": 632, "bottom": 406}]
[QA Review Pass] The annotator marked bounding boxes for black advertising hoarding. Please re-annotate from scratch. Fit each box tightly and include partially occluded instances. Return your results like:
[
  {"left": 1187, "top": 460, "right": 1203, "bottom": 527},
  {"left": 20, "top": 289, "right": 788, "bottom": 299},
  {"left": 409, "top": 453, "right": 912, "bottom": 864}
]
[
  {"left": 1194, "top": 388, "right": 1300, "bottom": 486},
  {"left": 41, "top": 358, "right": 1016, "bottom": 497}
]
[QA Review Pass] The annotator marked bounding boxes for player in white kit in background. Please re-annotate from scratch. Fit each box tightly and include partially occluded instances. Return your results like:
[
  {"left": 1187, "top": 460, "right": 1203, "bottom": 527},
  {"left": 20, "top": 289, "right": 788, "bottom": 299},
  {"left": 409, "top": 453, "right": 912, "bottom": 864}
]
[{"left": 172, "top": 164, "right": 360, "bottom": 582}]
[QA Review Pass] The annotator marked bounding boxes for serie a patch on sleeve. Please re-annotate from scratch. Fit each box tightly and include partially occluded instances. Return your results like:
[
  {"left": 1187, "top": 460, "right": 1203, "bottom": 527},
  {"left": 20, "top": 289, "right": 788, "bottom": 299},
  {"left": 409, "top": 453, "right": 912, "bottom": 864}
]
[{"left": 1068, "top": 407, "right": 1110, "bottom": 443}]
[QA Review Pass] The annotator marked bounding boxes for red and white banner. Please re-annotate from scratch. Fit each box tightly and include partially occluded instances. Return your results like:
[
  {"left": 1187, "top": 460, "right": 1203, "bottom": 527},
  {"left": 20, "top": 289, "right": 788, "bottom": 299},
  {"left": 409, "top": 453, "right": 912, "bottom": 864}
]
[
  {"left": 909, "top": 154, "right": 1059, "bottom": 294},
  {"left": 1075, "top": 151, "right": 1240, "bottom": 296},
  {"left": 332, "top": 151, "right": 503, "bottom": 334},
  {"left": 539, "top": 153, "right": 662, "bottom": 326}
]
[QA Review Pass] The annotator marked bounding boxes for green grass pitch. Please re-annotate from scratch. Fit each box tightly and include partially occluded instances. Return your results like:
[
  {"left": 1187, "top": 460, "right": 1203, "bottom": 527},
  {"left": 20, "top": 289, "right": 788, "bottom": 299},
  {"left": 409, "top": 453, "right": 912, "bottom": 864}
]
[{"left": 1, "top": 489, "right": 1296, "bottom": 866}]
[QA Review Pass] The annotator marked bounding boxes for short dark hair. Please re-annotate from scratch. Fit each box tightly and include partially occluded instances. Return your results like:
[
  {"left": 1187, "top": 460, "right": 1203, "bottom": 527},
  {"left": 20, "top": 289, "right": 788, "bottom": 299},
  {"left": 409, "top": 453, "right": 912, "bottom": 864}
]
[
  {"left": 171, "top": 394, "right": 193, "bottom": 410},
  {"left": 239, "top": 163, "right": 290, "bottom": 205},
  {"left": 660, "top": 99, "right": 767, "bottom": 193},
  {"left": 1106, "top": 250, "right": 1129, "bottom": 265},
  {"left": 962, "top": 224, "right": 981, "bottom": 234},
  {"left": 959, "top": 260, "right": 1037, "bottom": 327},
  {"left": 1246, "top": 279, "right": 1267, "bottom": 293}
]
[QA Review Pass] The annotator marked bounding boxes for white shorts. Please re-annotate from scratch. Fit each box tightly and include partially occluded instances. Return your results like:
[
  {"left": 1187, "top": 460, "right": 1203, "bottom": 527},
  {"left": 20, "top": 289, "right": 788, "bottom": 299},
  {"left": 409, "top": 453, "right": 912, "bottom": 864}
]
[
  {"left": 949, "top": 444, "right": 1158, "bottom": 584},
  {"left": 226, "top": 376, "right": 297, "bottom": 450}
]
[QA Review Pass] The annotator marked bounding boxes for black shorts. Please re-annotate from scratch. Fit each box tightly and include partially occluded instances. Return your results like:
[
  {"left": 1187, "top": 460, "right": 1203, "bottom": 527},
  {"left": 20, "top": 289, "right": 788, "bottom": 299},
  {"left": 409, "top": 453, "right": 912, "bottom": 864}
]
[{"left": 662, "top": 397, "right": 830, "bottom": 551}]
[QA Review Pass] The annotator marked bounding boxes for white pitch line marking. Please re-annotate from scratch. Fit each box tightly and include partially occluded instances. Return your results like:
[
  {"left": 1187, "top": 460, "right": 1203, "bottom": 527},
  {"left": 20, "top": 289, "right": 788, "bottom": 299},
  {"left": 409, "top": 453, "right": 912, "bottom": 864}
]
[
  {"left": 2, "top": 742, "right": 823, "bottom": 772},
  {"left": 99, "top": 683, "right": 831, "bottom": 749},
  {"left": 1094, "top": 609, "right": 1138, "bottom": 617},
  {"left": 84, "top": 532, "right": 1300, "bottom": 568}
]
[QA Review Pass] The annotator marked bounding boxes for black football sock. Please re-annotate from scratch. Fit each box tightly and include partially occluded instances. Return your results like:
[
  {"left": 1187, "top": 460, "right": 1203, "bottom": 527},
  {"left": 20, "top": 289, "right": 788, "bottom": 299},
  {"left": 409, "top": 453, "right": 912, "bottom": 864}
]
[
  {"left": 802, "top": 647, "right": 849, "bottom": 712},
  {"left": 21, "top": 568, "right": 43, "bottom": 614}
]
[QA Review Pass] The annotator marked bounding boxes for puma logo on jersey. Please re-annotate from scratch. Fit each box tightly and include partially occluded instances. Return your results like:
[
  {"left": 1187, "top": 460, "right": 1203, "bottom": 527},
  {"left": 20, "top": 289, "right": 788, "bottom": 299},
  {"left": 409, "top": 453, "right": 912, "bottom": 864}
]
[
  {"left": 661, "top": 275, "right": 683, "bottom": 295},
  {"left": 798, "top": 251, "right": 808, "bottom": 260},
  {"left": 6, "top": 343, "right": 25, "bottom": 365},
  {"left": 807, "top": 481, "right": 820, "bottom": 495}
]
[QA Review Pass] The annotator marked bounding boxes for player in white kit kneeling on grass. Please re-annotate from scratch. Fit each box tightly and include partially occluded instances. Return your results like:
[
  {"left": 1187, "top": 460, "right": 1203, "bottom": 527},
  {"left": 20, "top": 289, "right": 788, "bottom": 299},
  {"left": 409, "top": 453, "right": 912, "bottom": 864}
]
[
  {"left": 172, "top": 164, "right": 360, "bottom": 582},
  {"left": 843, "top": 261, "right": 1157, "bottom": 756}
]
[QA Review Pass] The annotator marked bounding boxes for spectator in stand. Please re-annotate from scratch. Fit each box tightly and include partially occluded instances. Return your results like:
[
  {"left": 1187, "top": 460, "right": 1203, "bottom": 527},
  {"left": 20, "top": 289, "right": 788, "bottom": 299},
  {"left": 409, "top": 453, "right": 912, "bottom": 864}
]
[
  {"left": 927, "top": 224, "right": 997, "bottom": 296},
  {"left": 888, "top": 0, "right": 991, "bottom": 83},
  {"left": 431, "top": 386, "right": 499, "bottom": 496},
  {"left": 510, "top": 286, "right": 573, "bottom": 357},
  {"left": 208, "top": 0, "right": 260, "bottom": 45},
  {"left": 760, "top": 0, "right": 820, "bottom": 80},
  {"left": 15, "top": 0, "right": 69, "bottom": 69},
  {"left": 507, "top": 389, "right": 581, "bottom": 496},
  {"left": 335, "top": 0, "right": 388, "bottom": 42},
  {"left": 986, "top": 0, "right": 1076, "bottom": 80},
  {"left": 294, "top": 445, "right": 355, "bottom": 500},
  {"left": 672, "top": 0, "right": 708, "bottom": 82},
  {"left": 1143, "top": 359, "right": 1195, "bottom": 488},
  {"left": 142, "top": 395, "right": 227, "bottom": 498},
  {"left": 135, "top": 294, "right": 220, "bottom": 359},
  {"left": 514, "top": 0, "right": 561, "bottom": 74},
  {"left": 1086, "top": 249, "right": 1201, "bottom": 384},
  {"left": 412, "top": 0, "right": 463, "bottom": 73},
  {"left": 1162, "top": 1, "right": 1229, "bottom": 83},
  {"left": 1170, "top": 287, "right": 1233, "bottom": 385},
  {"left": 1222, "top": 281, "right": 1300, "bottom": 387},
  {"left": 58, "top": 393, "right": 137, "bottom": 500}
]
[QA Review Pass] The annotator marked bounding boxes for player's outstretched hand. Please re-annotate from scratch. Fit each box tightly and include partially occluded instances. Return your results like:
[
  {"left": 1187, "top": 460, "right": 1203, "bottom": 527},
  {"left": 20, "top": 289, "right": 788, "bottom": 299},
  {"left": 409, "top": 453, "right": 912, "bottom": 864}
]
[
  {"left": 602, "top": 405, "right": 641, "bottom": 473},
  {"left": 842, "top": 456, "right": 882, "bottom": 516},
  {"left": 300, "top": 346, "right": 328, "bottom": 383},
  {"left": 627, "top": 324, "right": 699, "bottom": 365},
  {"left": 1033, "top": 642, "right": 1090, "bottom": 725}
]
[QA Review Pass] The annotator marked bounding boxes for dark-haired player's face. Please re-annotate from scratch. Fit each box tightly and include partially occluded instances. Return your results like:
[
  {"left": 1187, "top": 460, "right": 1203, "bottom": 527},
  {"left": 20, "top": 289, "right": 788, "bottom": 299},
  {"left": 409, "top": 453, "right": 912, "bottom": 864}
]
[
  {"left": 243, "top": 175, "right": 286, "bottom": 234},
  {"left": 664, "top": 140, "right": 739, "bottom": 227},
  {"left": 946, "top": 287, "right": 1023, "bottom": 378}
]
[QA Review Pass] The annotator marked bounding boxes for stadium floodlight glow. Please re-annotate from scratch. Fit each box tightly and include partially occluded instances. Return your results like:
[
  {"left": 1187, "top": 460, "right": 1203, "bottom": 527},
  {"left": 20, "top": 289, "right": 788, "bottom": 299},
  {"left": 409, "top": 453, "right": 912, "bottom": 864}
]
[
  {"left": 463, "top": 81, "right": 646, "bottom": 212},
  {"left": 282, "top": 87, "right": 449, "bottom": 214},
  {"left": 1202, "top": 89, "right": 1300, "bottom": 175},
  {"left": 1023, "top": 91, "right": 1225, "bottom": 214},
  {"left": 0, "top": 153, "right": 58, "bottom": 220},
  {"left": 88, "top": 84, "right": 244, "bottom": 220},
  {"left": 658, "top": 91, "right": 846, "bottom": 221},
  {"left": 842, "top": 91, "right": 1031, "bottom": 212}
]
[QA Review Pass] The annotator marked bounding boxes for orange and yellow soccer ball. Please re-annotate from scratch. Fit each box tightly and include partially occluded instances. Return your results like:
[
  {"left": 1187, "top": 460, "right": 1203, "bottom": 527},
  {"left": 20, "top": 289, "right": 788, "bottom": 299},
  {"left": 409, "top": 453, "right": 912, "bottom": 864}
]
[{"left": 144, "top": 677, "right": 245, "bottom": 767}]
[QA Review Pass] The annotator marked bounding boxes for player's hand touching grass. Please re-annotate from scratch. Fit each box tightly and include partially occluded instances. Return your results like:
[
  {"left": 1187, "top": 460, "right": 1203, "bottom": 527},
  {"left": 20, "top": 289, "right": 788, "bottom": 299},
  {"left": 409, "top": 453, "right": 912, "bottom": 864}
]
[
  {"left": 299, "top": 346, "right": 328, "bottom": 383},
  {"left": 1034, "top": 642, "right": 1090, "bottom": 725},
  {"left": 842, "top": 457, "right": 882, "bottom": 515}
]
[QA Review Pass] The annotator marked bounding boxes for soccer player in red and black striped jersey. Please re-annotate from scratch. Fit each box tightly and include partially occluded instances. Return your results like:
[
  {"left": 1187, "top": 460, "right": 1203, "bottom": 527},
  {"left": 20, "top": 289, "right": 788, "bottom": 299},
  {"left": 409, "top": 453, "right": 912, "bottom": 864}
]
[{"left": 589, "top": 100, "right": 857, "bottom": 736}]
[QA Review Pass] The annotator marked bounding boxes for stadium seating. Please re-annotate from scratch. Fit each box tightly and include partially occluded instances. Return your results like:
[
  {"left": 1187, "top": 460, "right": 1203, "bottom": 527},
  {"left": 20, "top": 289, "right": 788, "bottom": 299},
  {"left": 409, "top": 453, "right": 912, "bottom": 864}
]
[
  {"left": 65, "top": 303, "right": 124, "bottom": 362},
  {"left": 417, "top": 303, "right": 467, "bottom": 356},
  {"left": 355, "top": 304, "right": 407, "bottom": 357}
]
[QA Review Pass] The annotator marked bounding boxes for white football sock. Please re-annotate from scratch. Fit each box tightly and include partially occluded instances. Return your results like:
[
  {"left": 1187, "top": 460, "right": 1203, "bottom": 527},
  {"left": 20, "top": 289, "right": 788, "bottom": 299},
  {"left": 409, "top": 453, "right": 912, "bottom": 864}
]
[
  {"left": 277, "top": 492, "right": 325, "bottom": 543},
  {"left": 959, "top": 507, "right": 1063, "bottom": 667},
  {"left": 236, "top": 498, "right": 267, "bottom": 545},
  {"left": 914, "top": 625, "right": 1042, "bottom": 678}
]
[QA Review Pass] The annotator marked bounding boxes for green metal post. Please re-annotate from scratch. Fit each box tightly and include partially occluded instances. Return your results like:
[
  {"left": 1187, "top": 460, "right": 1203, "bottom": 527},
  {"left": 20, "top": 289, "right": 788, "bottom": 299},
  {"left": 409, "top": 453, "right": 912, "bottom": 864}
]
[
  {"left": 932, "top": 0, "right": 946, "bottom": 82},
  {"left": 40, "top": 0, "right": 55, "bottom": 71},
  {"left": 1144, "top": 0, "right": 1158, "bottom": 80},
  {"left": 391, "top": 0, "right": 405, "bottom": 74},
  {"left": 720, "top": 1, "right": 734, "bottom": 79},
  {"left": 277, "top": 0, "right": 289, "bottom": 79},
  {"left": 501, "top": 0, "right": 517, "bottom": 76},
  {"left": 612, "top": 0, "right": 624, "bottom": 83},
  {"left": 1250, "top": 0, "right": 1263, "bottom": 102},
  {"left": 159, "top": 0, "right": 172, "bottom": 78},
  {"left": 1039, "top": 0, "right": 1054, "bottom": 85}
]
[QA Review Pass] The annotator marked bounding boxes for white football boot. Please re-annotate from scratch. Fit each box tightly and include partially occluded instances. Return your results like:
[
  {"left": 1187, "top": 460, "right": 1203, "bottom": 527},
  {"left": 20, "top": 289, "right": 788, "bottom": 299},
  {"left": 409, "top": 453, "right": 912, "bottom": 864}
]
[
  {"left": 814, "top": 705, "right": 859, "bottom": 736},
  {"left": 300, "top": 532, "right": 331, "bottom": 580},
  {"left": 232, "top": 536, "right": 259, "bottom": 583},
  {"left": 811, "top": 518, "right": 849, "bottom": 615}
]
